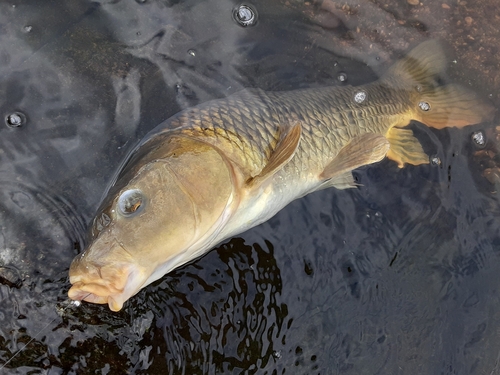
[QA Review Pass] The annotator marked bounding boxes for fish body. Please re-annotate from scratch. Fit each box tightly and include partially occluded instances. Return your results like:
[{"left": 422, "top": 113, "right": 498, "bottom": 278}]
[{"left": 68, "top": 41, "right": 494, "bottom": 311}]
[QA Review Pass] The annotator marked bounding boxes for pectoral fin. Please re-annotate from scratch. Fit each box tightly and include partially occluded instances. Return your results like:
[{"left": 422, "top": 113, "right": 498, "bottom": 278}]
[
  {"left": 320, "top": 133, "right": 390, "bottom": 189},
  {"left": 385, "top": 127, "right": 429, "bottom": 168},
  {"left": 247, "top": 123, "right": 302, "bottom": 187}
]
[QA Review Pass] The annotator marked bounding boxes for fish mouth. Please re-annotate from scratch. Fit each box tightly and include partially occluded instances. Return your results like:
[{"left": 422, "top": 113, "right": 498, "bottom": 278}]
[{"left": 68, "top": 253, "right": 146, "bottom": 312}]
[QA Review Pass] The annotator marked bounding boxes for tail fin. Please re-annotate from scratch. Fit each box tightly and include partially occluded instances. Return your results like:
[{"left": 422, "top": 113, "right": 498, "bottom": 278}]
[
  {"left": 382, "top": 40, "right": 495, "bottom": 129},
  {"left": 419, "top": 84, "right": 495, "bottom": 129},
  {"left": 381, "top": 40, "right": 447, "bottom": 90}
]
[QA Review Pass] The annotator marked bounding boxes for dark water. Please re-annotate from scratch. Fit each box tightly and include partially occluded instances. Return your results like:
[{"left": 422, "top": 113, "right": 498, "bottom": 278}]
[{"left": 1, "top": 0, "right": 499, "bottom": 374}]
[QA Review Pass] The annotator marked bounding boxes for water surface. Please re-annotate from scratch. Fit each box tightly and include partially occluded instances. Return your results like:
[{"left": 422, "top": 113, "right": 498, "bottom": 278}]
[{"left": 1, "top": 0, "right": 499, "bottom": 374}]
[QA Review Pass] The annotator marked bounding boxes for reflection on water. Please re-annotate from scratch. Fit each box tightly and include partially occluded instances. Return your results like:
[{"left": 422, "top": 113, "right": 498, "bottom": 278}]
[
  {"left": 0, "top": 0, "right": 499, "bottom": 373},
  {"left": 146, "top": 239, "right": 287, "bottom": 373}
]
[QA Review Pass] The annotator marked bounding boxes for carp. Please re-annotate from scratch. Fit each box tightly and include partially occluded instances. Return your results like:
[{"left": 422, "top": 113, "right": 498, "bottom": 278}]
[{"left": 68, "top": 40, "right": 494, "bottom": 311}]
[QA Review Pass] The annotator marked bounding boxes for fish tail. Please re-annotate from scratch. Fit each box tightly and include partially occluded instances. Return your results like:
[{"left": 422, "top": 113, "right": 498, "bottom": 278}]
[
  {"left": 418, "top": 84, "right": 495, "bottom": 129},
  {"left": 382, "top": 40, "right": 496, "bottom": 129}
]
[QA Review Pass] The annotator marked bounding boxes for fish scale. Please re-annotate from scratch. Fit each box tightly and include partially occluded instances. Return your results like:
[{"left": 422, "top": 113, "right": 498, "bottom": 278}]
[{"left": 172, "top": 89, "right": 283, "bottom": 177}]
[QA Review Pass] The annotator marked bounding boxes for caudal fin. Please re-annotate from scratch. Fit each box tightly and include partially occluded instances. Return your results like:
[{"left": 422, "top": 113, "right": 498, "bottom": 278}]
[
  {"left": 382, "top": 40, "right": 496, "bottom": 129},
  {"left": 381, "top": 40, "right": 448, "bottom": 89},
  {"left": 419, "top": 84, "right": 495, "bottom": 129}
]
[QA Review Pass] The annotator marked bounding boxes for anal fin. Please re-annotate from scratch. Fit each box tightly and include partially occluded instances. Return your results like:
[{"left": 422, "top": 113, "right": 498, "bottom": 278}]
[
  {"left": 320, "top": 133, "right": 390, "bottom": 187},
  {"left": 247, "top": 123, "right": 302, "bottom": 187},
  {"left": 386, "top": 127, "right": 429, "bottom": 168}
]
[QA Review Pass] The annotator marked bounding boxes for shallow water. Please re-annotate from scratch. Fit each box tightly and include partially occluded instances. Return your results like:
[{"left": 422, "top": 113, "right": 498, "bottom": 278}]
[{"left": 1, "top": 0, "right": 499, "bottom": 374}]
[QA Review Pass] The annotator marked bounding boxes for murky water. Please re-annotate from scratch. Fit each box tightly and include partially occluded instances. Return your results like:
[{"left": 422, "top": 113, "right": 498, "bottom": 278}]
[{"left": 1, "top": 0, "right": 499, "bottom": 374}]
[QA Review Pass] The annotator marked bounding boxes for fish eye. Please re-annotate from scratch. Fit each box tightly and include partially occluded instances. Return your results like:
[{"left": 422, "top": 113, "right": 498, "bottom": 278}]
[{"left": 117, "top": 189, "right": 145, "bottom": 217}]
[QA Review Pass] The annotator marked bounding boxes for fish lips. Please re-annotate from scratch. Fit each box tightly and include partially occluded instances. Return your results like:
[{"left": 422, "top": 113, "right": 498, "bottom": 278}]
[{"left": 68, "top": 249, "right": 147, "bottom": 312}]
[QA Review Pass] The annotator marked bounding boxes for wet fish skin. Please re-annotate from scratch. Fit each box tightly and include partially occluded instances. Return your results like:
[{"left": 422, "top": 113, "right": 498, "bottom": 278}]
[{"left": 68, "top": 40, "right": 495, "bottom": 311}]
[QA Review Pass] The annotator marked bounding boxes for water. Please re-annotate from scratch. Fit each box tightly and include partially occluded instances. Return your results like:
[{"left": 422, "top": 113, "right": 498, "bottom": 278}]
[{"left": 1, "top": 0, "right": 499, "bottom": 373}]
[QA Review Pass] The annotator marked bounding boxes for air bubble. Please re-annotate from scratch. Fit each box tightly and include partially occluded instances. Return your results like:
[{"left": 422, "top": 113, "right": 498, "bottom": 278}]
[
  {"left": 471, "top": 131, "right": 486, "bottom": 147},
  {"left": 5, "top": 112, "right": 26, "bottom": 128},
  {"left": 233, "top": 4, "right": 257, "bottom": 27},
  {"left": 187, "top": 49, "right": 196, "bottom": 57},
  {"left": 337, "top": 72, "right": 347, "bottom": 82},
  {"left": 418, "top": 101, "right": 430, "bottom": 111},
  {"left": 23, "top": 25, "right": 32, "bottom": 33},
  {"left": 430, "top": 155, "right": 441, "bottom": 166},
  {"left": 175, "top": 83, "right": 195, "bottom": 98},
  {"left": 354, "top": 90, "right": 367, "bottom": 103}
]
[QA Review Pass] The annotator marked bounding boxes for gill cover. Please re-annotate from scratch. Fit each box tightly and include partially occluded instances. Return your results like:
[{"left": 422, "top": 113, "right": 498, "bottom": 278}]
[{"left": 69, "top": 135, "right": 236, "bottom": 311}]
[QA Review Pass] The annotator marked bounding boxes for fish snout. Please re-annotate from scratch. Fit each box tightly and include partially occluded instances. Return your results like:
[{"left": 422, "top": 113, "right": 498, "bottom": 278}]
[{"left": 68, "top": 253, "right": 142, "bottom": 311}]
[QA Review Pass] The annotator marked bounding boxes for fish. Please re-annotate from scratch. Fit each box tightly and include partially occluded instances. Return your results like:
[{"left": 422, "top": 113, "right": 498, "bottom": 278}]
[{"left": 68, "top": 40, "right": 495, "bottom": 311}]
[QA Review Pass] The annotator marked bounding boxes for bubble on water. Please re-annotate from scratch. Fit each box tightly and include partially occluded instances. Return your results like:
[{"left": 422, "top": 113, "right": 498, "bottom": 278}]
[
  {"left": 23, "top": 25, "right": 32, "bottom": 33},
  {"left": 418, "top": 101, "right": 431, "bottom": 111},
  {"left": 233, "top": 4, "right": 257, "bottom": 27},
  {"left": 354, "top": 90, "right": 367, "bottom": 103},
  {"left": 175, "top": 83, "right": 195, "bottom": 98},
  {"left": 5, "top": 112, "right": 26, "bottom": 128},
  {"left": 187, "top": 49, "right": 196, "bottom": 57},
  {"left": 71, "top": 300, "right": 81, "bottom": 307},
  {"left": 337, "top": 72, "right": 347, "bottom": 82},
  {"left": 273, "top": 350, "right": 282, "bottom": 359},
  {"left": 471, "top": 131, "right": 486, "bottom": 147},
  {"left": 430, "top": 155, "right": 441, "bottom": 166}
]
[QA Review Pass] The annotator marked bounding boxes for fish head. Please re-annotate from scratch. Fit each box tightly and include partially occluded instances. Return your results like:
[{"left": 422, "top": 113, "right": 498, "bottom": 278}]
[{"left": 69, "top": 137, "right": 235, "bottom": 311}]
